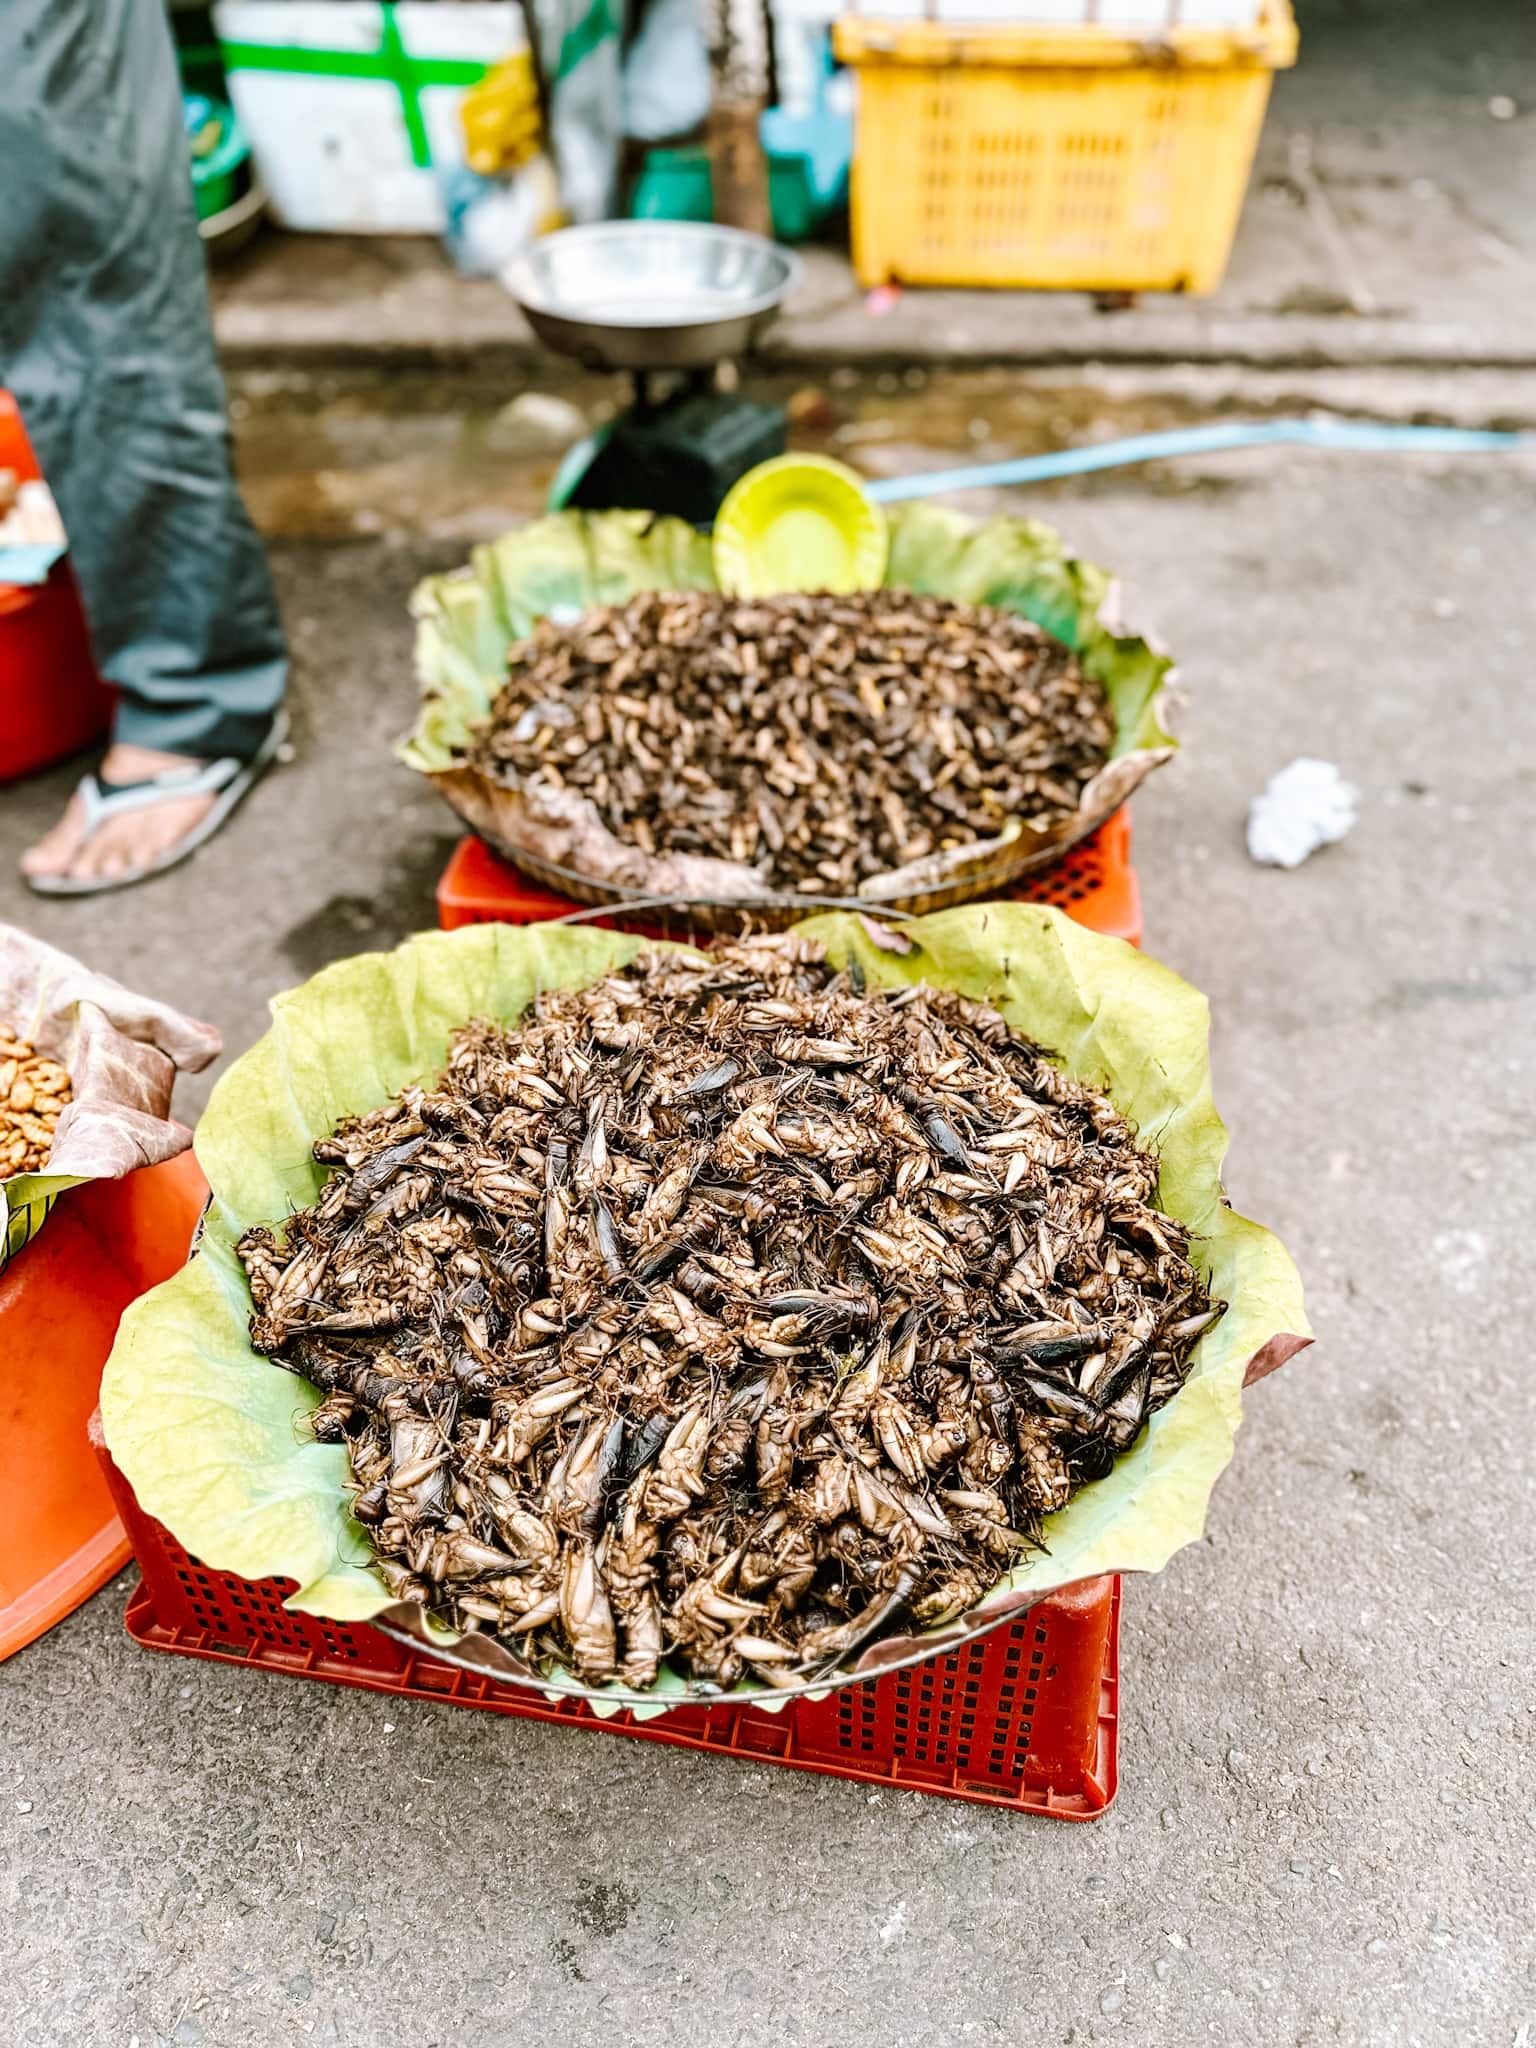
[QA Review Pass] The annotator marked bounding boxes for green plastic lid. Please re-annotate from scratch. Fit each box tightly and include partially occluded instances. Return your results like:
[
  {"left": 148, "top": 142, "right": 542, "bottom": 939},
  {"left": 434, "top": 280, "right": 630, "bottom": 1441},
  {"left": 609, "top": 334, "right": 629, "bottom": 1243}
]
[{"left": 713, "top": 454, "right": 888, "bottom": 597}]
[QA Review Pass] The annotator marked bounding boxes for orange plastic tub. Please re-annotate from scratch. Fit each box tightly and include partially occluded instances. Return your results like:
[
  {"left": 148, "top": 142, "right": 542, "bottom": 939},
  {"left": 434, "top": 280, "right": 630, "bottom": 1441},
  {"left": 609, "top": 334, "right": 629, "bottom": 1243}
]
[{"left": 0, "top": 1149, "right": 208, "bottom": 1661}]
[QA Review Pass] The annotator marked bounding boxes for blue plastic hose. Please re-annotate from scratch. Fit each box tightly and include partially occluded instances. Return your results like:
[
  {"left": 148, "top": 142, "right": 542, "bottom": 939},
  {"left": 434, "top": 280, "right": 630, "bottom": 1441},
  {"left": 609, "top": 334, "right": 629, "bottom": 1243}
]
[{"left": 864, "top": 416, "right": 1534, "bottom": 504}]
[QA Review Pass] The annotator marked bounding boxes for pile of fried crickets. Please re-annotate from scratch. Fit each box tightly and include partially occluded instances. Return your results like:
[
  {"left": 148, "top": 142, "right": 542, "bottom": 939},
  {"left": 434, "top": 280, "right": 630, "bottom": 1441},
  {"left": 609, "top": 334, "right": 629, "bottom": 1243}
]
[
  {"left": 241, "top": 938, "right": 1217, "bottom": 1691},
  {"left": 465, "top": 590, "right": 1115, "bottom": 897}
]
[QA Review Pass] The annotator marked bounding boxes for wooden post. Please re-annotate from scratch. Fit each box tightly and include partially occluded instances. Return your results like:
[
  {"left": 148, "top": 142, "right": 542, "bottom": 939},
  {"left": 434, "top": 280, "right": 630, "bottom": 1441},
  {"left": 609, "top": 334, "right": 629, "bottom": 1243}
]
[{"left": 708, "top": 95, "right": 772, "bottom": 238}]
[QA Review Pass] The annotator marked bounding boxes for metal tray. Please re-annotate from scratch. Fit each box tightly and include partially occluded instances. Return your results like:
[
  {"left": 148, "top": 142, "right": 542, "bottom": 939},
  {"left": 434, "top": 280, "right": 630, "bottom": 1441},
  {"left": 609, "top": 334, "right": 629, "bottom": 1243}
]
[{"left": 502, "top": 221, "right": 801, "bottom": 371}]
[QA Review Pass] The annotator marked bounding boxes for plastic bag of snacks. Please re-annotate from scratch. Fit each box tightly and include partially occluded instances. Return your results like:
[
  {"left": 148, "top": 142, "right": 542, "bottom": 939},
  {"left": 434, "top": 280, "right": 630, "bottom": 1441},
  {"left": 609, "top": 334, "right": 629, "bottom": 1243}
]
[{"left": 0, "top": 926, "right": 220, "bottom": 1270}]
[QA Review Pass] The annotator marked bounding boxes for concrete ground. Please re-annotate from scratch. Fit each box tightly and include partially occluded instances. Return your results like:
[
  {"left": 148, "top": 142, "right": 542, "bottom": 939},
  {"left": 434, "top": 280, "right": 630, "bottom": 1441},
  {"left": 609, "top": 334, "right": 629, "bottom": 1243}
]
[{"left": 2, "top": 362, "right": 1534, "bottom": 2047}]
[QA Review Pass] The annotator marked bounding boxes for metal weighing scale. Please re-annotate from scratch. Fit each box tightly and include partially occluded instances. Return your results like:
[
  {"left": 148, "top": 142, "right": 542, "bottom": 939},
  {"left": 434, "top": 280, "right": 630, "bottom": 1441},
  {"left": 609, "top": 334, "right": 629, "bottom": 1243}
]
[{"left": 502, "top": 221, "right": 802, "bottom": 525}]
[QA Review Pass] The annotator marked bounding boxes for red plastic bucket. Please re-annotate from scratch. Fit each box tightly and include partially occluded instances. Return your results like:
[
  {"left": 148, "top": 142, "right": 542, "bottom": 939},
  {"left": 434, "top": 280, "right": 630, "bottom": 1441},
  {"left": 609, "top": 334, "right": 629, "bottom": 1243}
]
[{"left": 0, "top": 391, "right": 114, "bottom": 783}]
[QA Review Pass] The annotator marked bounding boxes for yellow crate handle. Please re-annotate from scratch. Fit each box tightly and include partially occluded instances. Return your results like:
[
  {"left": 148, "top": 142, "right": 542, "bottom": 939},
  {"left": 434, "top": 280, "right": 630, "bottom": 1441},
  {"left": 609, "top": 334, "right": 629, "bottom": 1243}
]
[{"left": 834, "top": 0, "right": 1297, "bottom": 72}]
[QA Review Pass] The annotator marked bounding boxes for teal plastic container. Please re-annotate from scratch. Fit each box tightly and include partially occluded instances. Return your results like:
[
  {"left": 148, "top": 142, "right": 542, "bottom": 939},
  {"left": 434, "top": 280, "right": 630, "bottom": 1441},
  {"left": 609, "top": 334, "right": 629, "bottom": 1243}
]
[
  {"left": 183, "top": 93, "right": 250, "bottom": 221},
  {"left": 629, "top": 114, "right": 850, "bottom": 245}
]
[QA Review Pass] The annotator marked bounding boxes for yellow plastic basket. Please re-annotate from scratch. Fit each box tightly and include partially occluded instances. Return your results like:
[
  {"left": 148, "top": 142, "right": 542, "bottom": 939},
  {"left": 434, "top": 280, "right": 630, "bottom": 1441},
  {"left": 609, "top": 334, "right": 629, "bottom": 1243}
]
[{"left": 834, "top": 1, "right": 1297, "bottom": 292}]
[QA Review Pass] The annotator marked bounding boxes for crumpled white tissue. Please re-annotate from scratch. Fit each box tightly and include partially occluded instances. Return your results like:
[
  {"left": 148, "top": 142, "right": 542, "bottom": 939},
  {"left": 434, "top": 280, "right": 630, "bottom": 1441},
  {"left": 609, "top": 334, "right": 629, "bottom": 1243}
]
[{"left": 1246, "top": 757, "right": 1359, "bottom": 868}]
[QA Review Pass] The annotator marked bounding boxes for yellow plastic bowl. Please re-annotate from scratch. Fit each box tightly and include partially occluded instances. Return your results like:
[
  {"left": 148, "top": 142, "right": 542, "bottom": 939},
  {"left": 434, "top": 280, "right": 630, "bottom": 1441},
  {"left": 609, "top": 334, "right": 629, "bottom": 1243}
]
[{"left": 713, "top": 454, "right": 889, "bottom": 596}]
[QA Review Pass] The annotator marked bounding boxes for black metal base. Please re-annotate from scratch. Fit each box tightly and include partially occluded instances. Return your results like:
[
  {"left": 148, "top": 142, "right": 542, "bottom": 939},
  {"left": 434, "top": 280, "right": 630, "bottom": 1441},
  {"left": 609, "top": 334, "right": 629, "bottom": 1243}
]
[{"left": 566, "top": 380, "right": 787, "bottom": 525}]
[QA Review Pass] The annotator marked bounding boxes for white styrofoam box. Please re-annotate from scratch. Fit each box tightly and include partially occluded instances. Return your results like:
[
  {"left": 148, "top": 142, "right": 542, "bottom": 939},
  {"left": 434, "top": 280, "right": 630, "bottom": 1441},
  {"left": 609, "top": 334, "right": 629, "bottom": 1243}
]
[{"left": 214, "top": 2, "right": 527, "bottom": 233}]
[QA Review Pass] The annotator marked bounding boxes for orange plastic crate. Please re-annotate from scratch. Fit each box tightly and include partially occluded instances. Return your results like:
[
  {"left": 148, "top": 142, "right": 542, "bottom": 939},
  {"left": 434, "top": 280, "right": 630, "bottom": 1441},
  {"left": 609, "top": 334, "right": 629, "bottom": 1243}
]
[
  {"left": 437, "top": 807, "right": 1141, "bottom": 946},
  {"left": 94, "top": 1418, "right": 1117, "bottom": 1817}
]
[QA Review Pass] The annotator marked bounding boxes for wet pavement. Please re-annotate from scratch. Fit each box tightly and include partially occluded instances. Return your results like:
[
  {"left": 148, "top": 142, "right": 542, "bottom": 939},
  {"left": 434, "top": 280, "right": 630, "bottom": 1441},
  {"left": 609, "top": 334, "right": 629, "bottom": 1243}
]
[
  {"left": 225, "top": 362, "right": 1251, "bottom": 548},
  {"left": 2, "top": 371, "right": 1535, "bottom": 2048},
  {"left": 225, "top": 359, "right": 1536, "bottom": 552}
]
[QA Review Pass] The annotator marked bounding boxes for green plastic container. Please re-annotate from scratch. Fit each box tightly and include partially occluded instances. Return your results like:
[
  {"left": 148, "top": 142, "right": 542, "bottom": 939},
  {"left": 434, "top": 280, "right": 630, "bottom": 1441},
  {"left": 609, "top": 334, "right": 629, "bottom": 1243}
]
[
  {"left": 629, "top": 137, "right": 846, "bottom": 246},
  {"left": 185, "top": 95, "right": 250, "bottom": 222},
  {"left": 766, "top": 151, "right": 822, "bottom": 246},
  {"left": 630, "top": 146, "right": 713, "bottom": 226}
]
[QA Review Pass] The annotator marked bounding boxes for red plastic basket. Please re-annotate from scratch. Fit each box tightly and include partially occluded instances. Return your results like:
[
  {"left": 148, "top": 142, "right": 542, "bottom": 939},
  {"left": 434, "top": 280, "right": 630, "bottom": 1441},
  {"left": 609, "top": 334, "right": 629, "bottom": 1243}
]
[
  {"left": 93, "top": 1418, "right": 1118, "bottom": 1816},
  {"left": 436, "top": 807, "right": 1142, "bottom": 948}
]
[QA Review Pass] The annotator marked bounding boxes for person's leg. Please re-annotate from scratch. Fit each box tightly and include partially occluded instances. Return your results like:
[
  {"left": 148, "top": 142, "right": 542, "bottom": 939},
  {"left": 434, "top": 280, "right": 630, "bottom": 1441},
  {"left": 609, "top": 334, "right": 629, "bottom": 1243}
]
[{"left": 0, "top": 0, "right": 287, "bottom": 883}]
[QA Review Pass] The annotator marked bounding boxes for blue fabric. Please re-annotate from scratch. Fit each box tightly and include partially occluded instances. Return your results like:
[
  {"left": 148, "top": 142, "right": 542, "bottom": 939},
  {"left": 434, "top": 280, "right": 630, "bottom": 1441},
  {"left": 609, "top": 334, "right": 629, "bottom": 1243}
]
[
  {"left": 0, "top": 542, "right": 67, "bottom": 587},
  {"left": 0, "top": 0, "right": 287, "bottom": 762}
]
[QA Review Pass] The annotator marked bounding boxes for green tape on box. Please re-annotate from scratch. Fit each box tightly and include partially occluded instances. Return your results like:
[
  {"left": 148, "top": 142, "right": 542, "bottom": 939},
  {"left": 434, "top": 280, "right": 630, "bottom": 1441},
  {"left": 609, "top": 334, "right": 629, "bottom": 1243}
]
[{"left": 219, "top": 2, "right": 492, "bottom": 169}]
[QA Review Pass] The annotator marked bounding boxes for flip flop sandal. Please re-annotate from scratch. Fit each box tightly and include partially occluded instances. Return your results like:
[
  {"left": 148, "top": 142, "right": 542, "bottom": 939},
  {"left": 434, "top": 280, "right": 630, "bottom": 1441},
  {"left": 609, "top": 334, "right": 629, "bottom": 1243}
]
[{"left": 24, "top": 708, "right": 290, "bottom": 898}]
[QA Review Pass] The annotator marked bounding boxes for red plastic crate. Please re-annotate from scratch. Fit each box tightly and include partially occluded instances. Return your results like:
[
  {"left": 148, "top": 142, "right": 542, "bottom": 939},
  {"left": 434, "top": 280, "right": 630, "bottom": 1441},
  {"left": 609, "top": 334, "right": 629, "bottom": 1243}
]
[
  {"left": 437, "top": 807, "right": 1141, "bottom": 948},
  {"left": 93, "top": 1419, "right": 1117, "bottom": 1816}
]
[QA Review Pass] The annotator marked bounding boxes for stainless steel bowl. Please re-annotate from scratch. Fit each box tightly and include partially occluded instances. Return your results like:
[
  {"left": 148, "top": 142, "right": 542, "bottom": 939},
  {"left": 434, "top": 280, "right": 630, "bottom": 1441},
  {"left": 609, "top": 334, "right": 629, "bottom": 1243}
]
[{"left": 502, "top": 221, "right": 802, "bottom": 371}]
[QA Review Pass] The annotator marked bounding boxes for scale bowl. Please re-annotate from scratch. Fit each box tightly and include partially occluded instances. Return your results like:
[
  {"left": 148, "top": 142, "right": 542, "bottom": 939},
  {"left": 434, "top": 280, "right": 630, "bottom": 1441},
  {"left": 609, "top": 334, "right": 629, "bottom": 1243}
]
[{"left": 503, "top": 221, "right": 801, "bottom": 371}]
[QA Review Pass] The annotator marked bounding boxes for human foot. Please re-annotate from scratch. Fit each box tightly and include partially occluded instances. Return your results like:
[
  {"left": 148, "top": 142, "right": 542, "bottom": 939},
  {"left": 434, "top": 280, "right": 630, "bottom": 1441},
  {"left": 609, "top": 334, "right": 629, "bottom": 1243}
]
[{"left": 21, "top": 745, "right": 218, "bottom": 884}]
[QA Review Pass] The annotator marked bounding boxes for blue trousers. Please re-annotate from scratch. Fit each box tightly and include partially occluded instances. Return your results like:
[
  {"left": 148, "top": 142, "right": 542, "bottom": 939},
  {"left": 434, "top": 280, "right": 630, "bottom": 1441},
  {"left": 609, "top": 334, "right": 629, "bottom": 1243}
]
[{"left": 0, "top": 0, "right": 286, "bottom": 762}]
